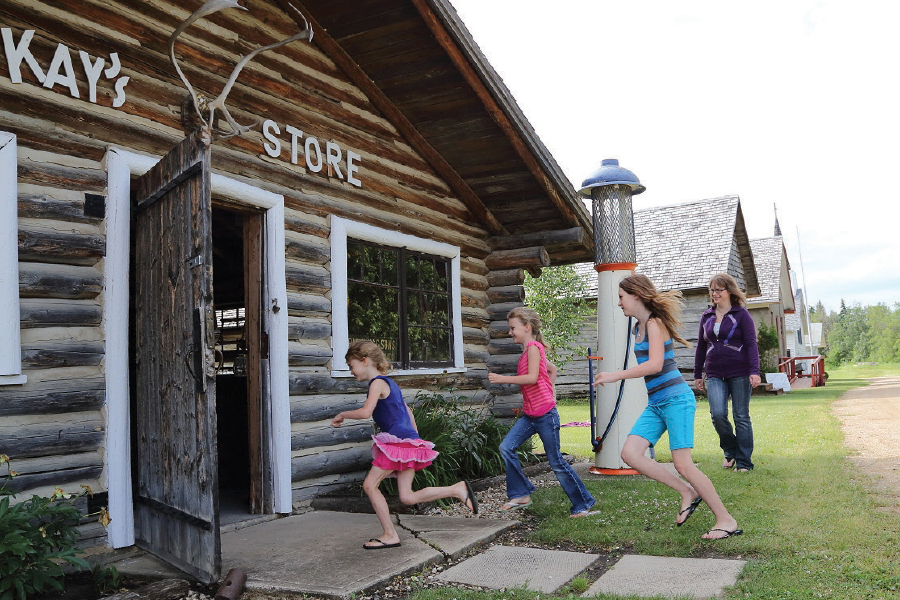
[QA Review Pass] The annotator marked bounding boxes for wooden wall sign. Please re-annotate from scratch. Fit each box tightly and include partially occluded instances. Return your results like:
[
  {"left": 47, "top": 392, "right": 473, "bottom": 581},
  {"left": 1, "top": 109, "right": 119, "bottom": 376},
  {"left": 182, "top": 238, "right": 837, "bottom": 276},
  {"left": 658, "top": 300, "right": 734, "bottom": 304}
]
[
  {"left": 1, "top": 28, "right": 130, "bottom": 107},
  {"left": 261, "top": 118, "right": 362, "bottom": 188}
]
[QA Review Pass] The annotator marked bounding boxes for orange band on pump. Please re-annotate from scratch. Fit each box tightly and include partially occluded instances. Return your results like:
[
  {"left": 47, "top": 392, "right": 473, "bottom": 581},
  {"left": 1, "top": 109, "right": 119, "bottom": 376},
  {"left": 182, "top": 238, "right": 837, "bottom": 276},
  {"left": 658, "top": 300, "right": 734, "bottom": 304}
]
[{"left": 594, "top": 262, "right": 637, "bottom": 272}]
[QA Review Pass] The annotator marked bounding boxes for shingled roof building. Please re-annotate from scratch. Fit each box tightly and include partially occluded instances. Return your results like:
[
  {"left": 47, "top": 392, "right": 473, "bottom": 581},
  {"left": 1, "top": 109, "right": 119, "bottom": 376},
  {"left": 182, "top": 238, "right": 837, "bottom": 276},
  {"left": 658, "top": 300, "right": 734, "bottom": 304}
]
[
  {"left": 747, "top": 236, "right": 797, "bottom": 364},
  {"left": 559, "top": 196, "right": 761, "bottom": 397}
]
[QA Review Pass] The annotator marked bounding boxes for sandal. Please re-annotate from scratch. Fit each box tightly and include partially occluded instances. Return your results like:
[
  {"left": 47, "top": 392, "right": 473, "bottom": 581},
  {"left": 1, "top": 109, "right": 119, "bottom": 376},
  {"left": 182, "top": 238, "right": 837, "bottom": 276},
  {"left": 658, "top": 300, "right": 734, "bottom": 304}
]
[
  {"left": 722, "top": 458, "right": 735, "bottom": 469},
  {"left": 500, "top": 499, "right": 532, "bottom": 511}
]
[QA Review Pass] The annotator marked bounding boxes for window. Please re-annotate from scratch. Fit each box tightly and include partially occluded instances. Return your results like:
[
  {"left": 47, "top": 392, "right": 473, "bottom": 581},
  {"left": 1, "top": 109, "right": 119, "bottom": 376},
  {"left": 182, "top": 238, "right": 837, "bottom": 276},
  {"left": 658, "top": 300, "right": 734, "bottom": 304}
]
[
  {"left": 347, "top": 240, "right": 452, "bottom": 368},
  {"left": 0, "top": 131, "right": 25, "bottom": 385},
  {"left": 331, "top": 217, "right": 463, "bottom": 376}
]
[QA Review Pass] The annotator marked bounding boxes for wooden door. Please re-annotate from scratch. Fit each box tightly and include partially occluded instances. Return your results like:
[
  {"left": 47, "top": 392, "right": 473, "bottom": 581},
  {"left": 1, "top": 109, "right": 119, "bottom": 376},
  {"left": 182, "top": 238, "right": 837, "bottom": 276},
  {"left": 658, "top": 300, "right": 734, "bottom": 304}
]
[{"left": 132, "top": 130, "right": 220, "bottom": 583}]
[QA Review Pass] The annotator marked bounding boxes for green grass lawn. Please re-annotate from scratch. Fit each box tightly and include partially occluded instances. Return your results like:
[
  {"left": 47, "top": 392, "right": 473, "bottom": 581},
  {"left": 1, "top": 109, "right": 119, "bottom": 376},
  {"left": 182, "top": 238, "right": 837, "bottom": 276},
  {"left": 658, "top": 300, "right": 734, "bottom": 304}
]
[{"left": 410, "top": 364, "right": 900, "bottom": 599}]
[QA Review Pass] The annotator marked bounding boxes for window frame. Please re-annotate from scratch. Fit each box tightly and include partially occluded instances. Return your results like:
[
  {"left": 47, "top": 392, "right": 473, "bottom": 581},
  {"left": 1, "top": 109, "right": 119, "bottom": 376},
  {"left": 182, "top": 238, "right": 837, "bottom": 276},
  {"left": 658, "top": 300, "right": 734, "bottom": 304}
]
[
  {"left": 331, "top": 216, "right": 464, "bottom": 377},
  {"left": 0, "top": 131, "right": 25, "bottom": 386}
]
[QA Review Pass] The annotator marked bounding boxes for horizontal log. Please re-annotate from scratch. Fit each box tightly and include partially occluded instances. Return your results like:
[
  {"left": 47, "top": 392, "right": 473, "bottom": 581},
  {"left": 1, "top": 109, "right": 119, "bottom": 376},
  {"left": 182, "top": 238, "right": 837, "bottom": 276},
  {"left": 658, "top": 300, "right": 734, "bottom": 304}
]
[
  {"left": 462, "top": 327, "right": 489, "bottom": 345},
  {"left": 19, "top": 298, "right": 102, "bottom": 328},
  {"left": 18, "top": 193, "right": 102, "bottom": 225},
  {"left": 288, "top": 317, "right": 332, "bottom": 341},
  {"left": 485, "top": 246, "right": 550, "bottom": 270},
  {"left": 488, "top": 320, "right": 512, "bottom": 339},
  {"left": 1, "top": 451, "right": 103, "bottom": 478},
  {"left": 285, "top": 237, "right": 330, "bottom": 265},
  {"left": 487, "top": 269, "right": 525, "bottom": 287},
  {"left": 489, "top": 393, "right": 524, "bottom": 418},
  {"left": 3, "top": 465, "right": 103, "bottom": 494},
  {"left": 488, "top": 228, "right": 586, "bottom": 253},
  {"left": 288, "top": 343, "right": 333, "bottom": 367},
  {"left": 488, "top": 302, "right": 524, "bottom": 321},
  {"left": 460, "top": 308, "right": 490, "bottom": 329},
  {"left": 0, "top": 418, "right": 104, "bottom": 459},
  {"left": 287, "top": 292, "right": 331, "bottom": 316},
  {"left": 463, "top": 347, "right": 489, "bottom": 364},
  {"left": 460, "top": 270, "right": 488, "bottom": 292},
  {"left": 460, "top": 290, "right": 488, "bottom": 310},
  {"left": 19, "top": 263, "right": 102, "bottom": 300},
  {"left": 292, "top": 446, "right": 371, "bottom": 481},
  {"left": 488, "top": 338, "right": 523, "bottom": 355},
  {"left": 285, "top": 264, "right": 330, "bottom": 295},
  {"left": 289, "top": 373, "right": 368, "bottom": 396},
  {"left": 18, "top": 228, "right": 105, "bottom": 266},
  {"left": 22, "top": 340, "right": 105, "bottom": 369},
  {"left": 292, "top": 422, "right": 372, "bottom": 451},
  {"left": 487, "top": 285, "right": 525, "bottom": 304},
  {"left": 291, "top": 471, "right": 366, "bottom": 503},
  {"left": 0, "top": 382, "right": 105, "bottom": 416},
  {"left": 17, "top": 160, "right": 106, "bottom": 192},
  {"left": 290, "top": 394, "right": 365, "bottom": 423},
  {"left": 486, "top": 354, "right": 521, "bottom": 372},
  {"left": 284, "top": 211, "right": 330, "bottom": 239}
]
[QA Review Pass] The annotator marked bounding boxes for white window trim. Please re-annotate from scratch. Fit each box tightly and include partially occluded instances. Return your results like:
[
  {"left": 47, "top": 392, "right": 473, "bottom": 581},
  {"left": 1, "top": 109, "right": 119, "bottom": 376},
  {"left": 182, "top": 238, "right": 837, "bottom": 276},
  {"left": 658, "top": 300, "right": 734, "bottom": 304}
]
[
  {"left": 0, "top": 132, "right": 25, "bottom": 386},
  {"left": 330, "top": 216, "right": 464, "bottom": 377},
  {"left": 103, "top": 148, "right": 292, "bottom": 548}
]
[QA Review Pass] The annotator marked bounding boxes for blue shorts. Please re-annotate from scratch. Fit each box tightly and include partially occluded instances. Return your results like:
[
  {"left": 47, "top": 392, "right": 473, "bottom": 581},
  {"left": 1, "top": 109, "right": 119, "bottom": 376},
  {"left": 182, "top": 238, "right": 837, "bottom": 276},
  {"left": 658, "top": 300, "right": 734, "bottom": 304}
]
[{"left": 629, "top": 390, "right": 696, "bottom": 450}]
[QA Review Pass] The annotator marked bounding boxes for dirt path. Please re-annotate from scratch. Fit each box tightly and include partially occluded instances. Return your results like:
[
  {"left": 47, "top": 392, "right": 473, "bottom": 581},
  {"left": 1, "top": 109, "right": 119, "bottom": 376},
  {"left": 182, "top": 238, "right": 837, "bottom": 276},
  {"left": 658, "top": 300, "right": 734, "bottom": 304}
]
[{"left": 832, "top": 376, "right": 900, "bottom": 514}]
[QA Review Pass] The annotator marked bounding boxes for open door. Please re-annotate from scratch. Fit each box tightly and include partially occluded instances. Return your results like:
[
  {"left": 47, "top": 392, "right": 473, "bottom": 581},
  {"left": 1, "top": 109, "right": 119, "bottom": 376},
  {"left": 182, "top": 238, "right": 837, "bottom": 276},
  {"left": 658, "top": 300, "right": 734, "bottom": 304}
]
[{"left": 131, "top": 130, "right": 220, "bottom": 583}]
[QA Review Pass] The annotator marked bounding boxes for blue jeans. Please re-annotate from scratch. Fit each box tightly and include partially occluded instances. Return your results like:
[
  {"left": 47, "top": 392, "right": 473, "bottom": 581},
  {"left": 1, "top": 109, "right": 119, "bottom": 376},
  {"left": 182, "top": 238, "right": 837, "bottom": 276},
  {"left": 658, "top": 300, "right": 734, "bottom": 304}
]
[
  {"left": 707, "top": 376, "right": 754, "bottom": 470},
  {"left": 499, "top": 407, "right": 596, "bottom": 514}
]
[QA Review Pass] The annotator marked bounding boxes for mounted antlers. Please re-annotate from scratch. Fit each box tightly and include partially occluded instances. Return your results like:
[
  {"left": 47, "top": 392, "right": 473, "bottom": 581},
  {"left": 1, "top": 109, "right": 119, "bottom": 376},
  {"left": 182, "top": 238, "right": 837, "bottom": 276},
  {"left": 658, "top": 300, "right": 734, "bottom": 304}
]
[{"left": 169, "top": 0, "right": 313, "bottom": 140}]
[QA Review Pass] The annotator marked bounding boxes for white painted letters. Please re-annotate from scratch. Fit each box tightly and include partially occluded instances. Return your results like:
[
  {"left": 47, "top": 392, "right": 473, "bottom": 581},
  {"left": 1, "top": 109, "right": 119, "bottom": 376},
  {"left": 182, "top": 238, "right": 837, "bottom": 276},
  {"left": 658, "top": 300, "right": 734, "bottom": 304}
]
[
  {"left": 2, "top": 28, "right": 129, "bottom": 108},
  {"left": 260, "top": 119, "right": 362, "bottom": 187}
]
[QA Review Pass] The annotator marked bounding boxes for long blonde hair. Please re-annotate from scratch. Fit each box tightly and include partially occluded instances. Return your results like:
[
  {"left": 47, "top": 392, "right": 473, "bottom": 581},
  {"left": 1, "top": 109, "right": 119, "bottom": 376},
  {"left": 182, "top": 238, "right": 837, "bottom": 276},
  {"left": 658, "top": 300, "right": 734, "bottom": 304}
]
[
  {"left": 708, "top": 273, "right": 747, "bottom": 307},
  {"left": 345, "top": 340, "right": 391, "bottom": 374},
  {"left": 619, "top": 274, "right": 691, "bottom": 348},
  {"left": 507, "top": 306, "right": 547, "bottom": 347}
]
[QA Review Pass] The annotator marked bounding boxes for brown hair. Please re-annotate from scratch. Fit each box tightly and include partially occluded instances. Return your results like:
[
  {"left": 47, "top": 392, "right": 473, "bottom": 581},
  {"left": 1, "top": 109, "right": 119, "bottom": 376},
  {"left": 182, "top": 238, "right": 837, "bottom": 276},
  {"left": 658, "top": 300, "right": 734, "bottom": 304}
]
[
  {"left": 345, "top": 340, "right": 391, "bottom": 374},
  {"left": 618, "top": 274, "right": 691, "bottom": 348},
  {"left": 506, "top": 306, "right": 547, "bottom": 347},
  {"left": 708, "top": 273, "right": 747, "bottom": 307}
]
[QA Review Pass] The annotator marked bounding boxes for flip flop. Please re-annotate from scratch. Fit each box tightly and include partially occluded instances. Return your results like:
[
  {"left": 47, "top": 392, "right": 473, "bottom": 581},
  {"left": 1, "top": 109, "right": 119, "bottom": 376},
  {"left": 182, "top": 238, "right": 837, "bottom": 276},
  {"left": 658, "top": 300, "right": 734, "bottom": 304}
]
[
  {"left": 676, "top": 496, "right": 703, "bottom": 527},
  {"left": 463, "top": 480, "right": 479, "bottom": 515},
  {"left": 570, "top": 509, "right": 601, "bottom": 518},
  {"left": 363, "top": 538, "right": 401, "bottom": 549},
  {"left": 500, "top": 499, "right": 532, "bottom": 511},
  {"left": 702, "top": 528, "right": 743, "bottom": 540},
  {"left": 722, "top": 458, "right": 736, "bottom": 469}
]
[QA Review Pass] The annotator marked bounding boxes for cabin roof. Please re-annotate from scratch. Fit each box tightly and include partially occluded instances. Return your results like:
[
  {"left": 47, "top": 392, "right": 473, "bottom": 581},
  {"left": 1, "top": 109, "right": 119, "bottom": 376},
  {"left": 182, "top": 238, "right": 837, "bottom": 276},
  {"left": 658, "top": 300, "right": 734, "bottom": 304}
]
[
  {"left": 295, "top": 0, "right": 593, "bottom": 263},
  {"left": 749, "top": 236, "right": 793, "bottom": 307},
  {"left": 575, "top": 196, "right": 761, "bottom": 296}
]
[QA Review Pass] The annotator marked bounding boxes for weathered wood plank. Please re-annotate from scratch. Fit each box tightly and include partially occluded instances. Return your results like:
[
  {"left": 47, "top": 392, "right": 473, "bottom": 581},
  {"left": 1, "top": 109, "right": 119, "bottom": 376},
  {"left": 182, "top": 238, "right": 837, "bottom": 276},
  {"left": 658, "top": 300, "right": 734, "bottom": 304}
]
[
  {"left": 3, "top": 465, "right": 103, "bottom": 494},
  {"left": 0, "top": 382, "right": 104, "bottom": 416},
  {"left": 285, "top": 236, "right": 330, "bottom": 265},
  {"left": 290, "top": 393, "right": 367, "bottom": 422},
  {"left": 21, "top": 340, "right": 105, "bottom": 369},
  {"left": 18, "top": 227, "right": 105, "bottom": 266},
  {"left": 291, "top": 446, "right": 372, "bottom": 480},
  {"left": 18, "top": 263, "right": 102, "bottom": 299},
  {"left": 288, "top": 317, "right": 332, "bottom": 341},
  {"left": 288, "top": 342, "right": 332, "bottom": 367},
  {"left": 18, "top": 192, "right": 103, "bottom": 225},
  {"left": 285, "top": 264, "right": 330, "bottom": 295},
  {"left": 287, "top": 292, "right": 332, "bottom": 316},
  {"left": 0, "top": 417, "right": 105, "bottom": 459},
  {"left": 19, "top": 298, "right": 102, "bottom": 328},
  {"left": 292, "top": 422, "right": 372, "bottom": 451}
]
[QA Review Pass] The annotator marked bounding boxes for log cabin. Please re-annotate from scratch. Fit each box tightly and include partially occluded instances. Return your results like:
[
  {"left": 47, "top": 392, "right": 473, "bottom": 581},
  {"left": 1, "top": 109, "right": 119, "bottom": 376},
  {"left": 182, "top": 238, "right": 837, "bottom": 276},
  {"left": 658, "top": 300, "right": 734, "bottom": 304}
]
[{"left": 0, "top": 0, "right": 594, "bottom": 582}]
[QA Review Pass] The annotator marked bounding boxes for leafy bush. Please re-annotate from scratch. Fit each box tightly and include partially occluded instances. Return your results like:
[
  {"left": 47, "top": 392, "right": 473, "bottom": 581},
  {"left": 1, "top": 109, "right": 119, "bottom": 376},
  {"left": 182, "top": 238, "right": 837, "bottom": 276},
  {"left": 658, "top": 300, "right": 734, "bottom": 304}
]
[
  {"left": 757, "top": 321, "right": 781, "bottom": 373},
  {"left": 384, "top": 389, "right": 535, "bottom": 496},
  {"left": 0, "top": 456, "right": 110, "bottom": 600}
]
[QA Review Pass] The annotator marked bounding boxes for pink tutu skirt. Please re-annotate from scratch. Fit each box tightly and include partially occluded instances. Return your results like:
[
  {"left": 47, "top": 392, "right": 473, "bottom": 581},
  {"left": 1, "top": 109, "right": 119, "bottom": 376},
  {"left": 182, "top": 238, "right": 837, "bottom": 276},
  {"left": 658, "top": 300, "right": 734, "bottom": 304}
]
[{"left": 371, "top": 432, "right": 439, "bottom": 473}]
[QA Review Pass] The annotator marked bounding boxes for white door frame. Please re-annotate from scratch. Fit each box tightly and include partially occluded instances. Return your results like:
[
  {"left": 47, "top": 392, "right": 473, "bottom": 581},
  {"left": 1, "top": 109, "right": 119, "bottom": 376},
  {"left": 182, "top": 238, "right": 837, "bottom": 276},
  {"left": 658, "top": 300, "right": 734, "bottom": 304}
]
[{"left": 102, "top": 148, "right": 291, "bottom": 548}]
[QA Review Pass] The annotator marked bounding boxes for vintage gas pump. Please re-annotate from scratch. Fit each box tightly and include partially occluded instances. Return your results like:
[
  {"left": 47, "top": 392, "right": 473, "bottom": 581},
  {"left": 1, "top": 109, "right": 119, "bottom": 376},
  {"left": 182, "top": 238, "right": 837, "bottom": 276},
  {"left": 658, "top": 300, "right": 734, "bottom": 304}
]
[{"left": 578, "top": 159, "right": 649, "bottom": 473}]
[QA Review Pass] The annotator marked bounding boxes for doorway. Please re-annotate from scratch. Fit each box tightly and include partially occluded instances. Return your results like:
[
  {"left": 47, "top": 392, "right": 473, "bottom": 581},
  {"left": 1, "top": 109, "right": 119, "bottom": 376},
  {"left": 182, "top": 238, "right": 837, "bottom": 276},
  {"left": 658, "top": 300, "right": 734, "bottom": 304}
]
[{"left": 211, "top": 205, "right": 265, "bottom": 525}]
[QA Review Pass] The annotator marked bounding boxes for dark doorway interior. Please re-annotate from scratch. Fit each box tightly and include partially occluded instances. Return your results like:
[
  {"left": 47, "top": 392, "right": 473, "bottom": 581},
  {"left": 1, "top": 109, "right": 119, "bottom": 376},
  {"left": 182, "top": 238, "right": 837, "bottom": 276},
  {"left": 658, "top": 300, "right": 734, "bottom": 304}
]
[{"left": 211, "top": 207, "right": 251, "bottom": 522}]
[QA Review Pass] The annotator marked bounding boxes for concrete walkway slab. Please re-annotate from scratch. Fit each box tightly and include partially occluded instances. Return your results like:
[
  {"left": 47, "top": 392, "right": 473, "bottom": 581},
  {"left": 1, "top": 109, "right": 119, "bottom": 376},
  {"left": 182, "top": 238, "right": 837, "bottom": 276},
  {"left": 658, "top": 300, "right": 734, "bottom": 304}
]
[
  {"left": 216, "top": 511, "right": 514, "bottom": 599},
  {"left": 437, "top": 545, "right": 599, "bottom": 593},
  {"left": 583, "top": 554, "right": 746, "bottom": 599}
]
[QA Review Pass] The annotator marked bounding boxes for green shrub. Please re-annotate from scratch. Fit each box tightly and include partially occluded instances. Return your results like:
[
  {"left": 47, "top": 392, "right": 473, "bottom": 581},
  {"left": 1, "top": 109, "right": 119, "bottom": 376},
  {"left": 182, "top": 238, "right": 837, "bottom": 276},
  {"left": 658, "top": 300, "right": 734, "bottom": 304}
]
[{"left": 0, "top": 456, "right": 110, "bottom": 600}]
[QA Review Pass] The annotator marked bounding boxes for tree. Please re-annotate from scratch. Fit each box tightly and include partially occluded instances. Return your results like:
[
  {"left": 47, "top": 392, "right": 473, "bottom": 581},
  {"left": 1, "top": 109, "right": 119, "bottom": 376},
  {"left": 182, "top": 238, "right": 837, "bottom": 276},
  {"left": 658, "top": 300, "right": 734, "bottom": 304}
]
[{"left": 523, "top": 265, "right": 592, "bottom": 365}]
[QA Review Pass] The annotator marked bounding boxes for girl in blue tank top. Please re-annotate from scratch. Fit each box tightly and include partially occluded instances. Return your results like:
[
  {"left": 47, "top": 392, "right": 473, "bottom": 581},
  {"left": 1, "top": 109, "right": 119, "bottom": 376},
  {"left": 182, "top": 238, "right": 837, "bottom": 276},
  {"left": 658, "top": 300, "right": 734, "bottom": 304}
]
[
  {"left": 332, "top": 341, "right": 478, "bottom": 549},
  {"left": 593, "top": 274, "right": 742, "bottom": 540}
]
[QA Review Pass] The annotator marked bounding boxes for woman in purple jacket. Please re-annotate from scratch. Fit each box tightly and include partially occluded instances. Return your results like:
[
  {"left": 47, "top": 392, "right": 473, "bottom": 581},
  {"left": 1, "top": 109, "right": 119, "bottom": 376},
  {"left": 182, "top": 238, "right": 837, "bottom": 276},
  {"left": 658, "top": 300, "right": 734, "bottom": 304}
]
[{"left": 693, "top": 274, "right": 761, "bottom": 472}]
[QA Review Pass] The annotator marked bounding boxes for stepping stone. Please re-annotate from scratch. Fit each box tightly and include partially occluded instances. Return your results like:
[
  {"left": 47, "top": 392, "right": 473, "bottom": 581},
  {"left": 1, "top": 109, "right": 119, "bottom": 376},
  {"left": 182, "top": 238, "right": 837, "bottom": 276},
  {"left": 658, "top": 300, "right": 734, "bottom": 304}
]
[
  {"left": 437, "top": 545, "right": 598, "bottom": 593},
  {"left": 584, "top": 554, "right": 746, "bottom": 599}
]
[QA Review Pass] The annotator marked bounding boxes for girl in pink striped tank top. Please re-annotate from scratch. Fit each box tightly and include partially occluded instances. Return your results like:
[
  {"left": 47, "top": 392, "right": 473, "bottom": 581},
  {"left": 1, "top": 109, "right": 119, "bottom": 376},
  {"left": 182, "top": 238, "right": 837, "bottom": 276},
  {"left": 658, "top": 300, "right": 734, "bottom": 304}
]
[{"left": 488, "top": 307, "right": 596, "bottom": 517}]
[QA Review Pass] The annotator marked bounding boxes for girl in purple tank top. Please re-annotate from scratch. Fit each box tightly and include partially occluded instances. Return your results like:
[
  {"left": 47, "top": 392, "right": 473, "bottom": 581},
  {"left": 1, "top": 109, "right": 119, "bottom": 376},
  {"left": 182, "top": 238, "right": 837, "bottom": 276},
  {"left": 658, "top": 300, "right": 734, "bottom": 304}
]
[{"left": 332, "top": 341, "right": 478, "bottom": 549}]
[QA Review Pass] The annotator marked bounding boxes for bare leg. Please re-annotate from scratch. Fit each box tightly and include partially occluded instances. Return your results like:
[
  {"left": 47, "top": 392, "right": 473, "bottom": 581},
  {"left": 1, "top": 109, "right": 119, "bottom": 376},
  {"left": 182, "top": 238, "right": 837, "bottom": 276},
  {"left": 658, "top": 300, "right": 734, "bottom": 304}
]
[
  {"left": 395, "top": 469, "right": 473, "bottom": 510},
  {"left": 670, "top": 448, "right": 739, "bottom": 538},
  {"left": 362, "top": 466, "right": 401, "bottom": 546},
  {"left": 622, "top": 436, "right": 704, "bottom": 524}
]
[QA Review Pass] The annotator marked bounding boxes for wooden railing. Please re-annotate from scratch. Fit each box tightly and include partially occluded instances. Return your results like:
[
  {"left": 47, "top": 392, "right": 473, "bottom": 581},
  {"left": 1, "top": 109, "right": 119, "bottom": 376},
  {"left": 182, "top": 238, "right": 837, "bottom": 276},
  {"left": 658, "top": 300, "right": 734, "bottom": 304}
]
[{"left": 778, "top": 355, "right": 826, "bottom": 387}]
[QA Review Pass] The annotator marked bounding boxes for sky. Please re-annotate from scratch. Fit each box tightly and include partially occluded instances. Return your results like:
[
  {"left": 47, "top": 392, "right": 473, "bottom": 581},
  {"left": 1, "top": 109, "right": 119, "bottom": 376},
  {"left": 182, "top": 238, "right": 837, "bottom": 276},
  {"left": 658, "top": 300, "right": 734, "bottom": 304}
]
[{"left": 448, "top": 0, "right": 900, "bottom": 312}]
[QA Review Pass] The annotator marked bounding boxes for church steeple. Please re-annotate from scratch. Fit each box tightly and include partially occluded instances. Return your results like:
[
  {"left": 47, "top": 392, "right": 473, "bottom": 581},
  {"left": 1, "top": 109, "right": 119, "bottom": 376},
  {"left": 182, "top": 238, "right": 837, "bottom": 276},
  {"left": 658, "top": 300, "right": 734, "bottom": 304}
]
[{"left": 774, "top": 203, "right": 782, "bottom": 236}]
